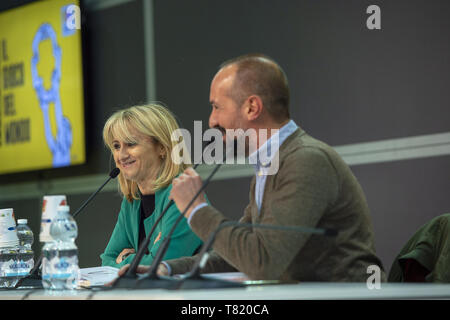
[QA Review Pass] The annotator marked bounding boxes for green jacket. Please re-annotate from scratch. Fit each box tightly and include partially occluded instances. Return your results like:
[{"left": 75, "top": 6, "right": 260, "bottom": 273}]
[
  {"left": 100, "top": 184, "right": 203, "bottom": 268},
  {"left": 388, "top": 213, "right": 450, "bottom": 282}
]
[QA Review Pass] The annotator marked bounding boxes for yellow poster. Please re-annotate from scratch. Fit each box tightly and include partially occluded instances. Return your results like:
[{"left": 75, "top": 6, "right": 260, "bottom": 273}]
[{"left": 0, "top": 0, "right": 85, "bottom": 174}]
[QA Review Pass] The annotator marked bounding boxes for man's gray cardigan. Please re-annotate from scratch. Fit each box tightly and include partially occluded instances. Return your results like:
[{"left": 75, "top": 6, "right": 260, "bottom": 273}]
[{"left": 165, "top": 128, "right": 386, "bottom": 282}]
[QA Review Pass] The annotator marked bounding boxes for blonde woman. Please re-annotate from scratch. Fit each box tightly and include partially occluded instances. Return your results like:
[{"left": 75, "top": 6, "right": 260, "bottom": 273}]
[{"left": 100, "top": 104, "right": 202, "bottom": 268}]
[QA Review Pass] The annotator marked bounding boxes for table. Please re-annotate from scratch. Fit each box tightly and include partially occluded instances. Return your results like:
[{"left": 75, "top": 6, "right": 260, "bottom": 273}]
[{"left": 1, "top": 282, "right": 449, "bottom": 300}]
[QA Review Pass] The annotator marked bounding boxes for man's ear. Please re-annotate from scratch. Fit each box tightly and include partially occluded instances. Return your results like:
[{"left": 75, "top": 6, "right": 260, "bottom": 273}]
[{"left": 245, "top": 95, "right": 263, "bottom": 121}]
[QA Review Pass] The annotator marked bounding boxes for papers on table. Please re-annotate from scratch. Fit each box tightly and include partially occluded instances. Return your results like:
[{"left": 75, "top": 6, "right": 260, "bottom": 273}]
[
  {"left": 192, "top": 272, "right": 281, "bottom": 286},
  {"left": 78, "top": 267, "right": 250, "bottom": 288},
  {"left": 199, "top": 272, "right": 249, "bottom": 283},
  {"left": 79, "top": 266, "right": 119, "bottom": 287},
  {"left": 174, "top": 271, "right": 250, "bottom": 283}
]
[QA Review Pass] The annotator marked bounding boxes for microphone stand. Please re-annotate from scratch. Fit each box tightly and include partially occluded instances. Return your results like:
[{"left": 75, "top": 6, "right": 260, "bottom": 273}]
[
  {"left": 14, "top": 168, "right": 120, "bottom": 289},
  {"left": 177, "top": 222, "right": 338, "bottom": 289},
  {"left": 131, "top": 163, "right": 222, "bottom": 290}
]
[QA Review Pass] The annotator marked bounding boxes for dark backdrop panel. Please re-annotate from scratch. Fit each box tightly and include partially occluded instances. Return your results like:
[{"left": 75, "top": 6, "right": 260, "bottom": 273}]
[
  {"left": 153, "top": 0, "right": 450, "bottom": 145},
  {"left": 352, "top": 155, "right": 450, "bottom": 271}
]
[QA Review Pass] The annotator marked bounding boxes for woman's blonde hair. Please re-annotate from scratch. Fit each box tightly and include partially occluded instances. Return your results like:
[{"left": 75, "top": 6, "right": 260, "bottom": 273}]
[{"left": 103, "top": 103, "right": 190, "bottom": 202}]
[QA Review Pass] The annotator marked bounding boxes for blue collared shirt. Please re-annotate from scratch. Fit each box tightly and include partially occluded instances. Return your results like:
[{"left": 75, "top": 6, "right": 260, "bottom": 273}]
[{"left": 247, "top": 120, "right": 299, "bottom": 211}]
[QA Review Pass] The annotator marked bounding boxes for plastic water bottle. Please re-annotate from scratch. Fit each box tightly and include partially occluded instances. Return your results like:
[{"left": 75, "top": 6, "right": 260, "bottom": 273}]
[
  {"left": 0, "top": 208, "right": 20, "bottom": 288},
  {"left": 16, "top": 219, "right": 34, "bottom": 278},
  {"left": 41, "top": 241, "right": 55, "bottom": 289},
  {"left": 41, "top": 205, "right": 80, "bottom": 290},
  {"left": 0, "top": 246, "right": 20, "bottom": 288}
]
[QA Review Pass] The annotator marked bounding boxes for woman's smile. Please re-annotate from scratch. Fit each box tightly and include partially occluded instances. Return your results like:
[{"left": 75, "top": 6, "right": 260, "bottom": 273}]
[{"left": 120, "top": 159, "right": 136, "bottom": 169}]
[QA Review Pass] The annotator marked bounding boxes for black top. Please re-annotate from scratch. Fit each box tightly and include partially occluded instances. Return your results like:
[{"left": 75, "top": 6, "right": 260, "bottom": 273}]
[{"left": 138, "top": 193, "right": 156, "bottom": 254}]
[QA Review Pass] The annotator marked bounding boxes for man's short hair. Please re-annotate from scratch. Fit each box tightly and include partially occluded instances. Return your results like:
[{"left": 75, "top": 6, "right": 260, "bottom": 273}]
[{"left": 220, "top": 53, "right": 290, "bottom": 121}]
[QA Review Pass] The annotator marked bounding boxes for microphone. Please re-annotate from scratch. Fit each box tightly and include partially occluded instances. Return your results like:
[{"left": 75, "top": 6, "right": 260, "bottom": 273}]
[
  {"left": 14, "top": 168, "right": 120, "bottom": 289},
  {"left": 73, "top": 167, "right": 120, "bottom": 218},
  {"left": 177, "top": 221, "right": 338, "bottom": 290}
]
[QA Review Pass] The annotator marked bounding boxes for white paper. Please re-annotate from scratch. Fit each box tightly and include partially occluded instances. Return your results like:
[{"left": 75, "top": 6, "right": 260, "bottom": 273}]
[
  {"left": 200, "top": 272, "right": 249, "bottom": 283},
  {"left": 175, "top": 272, "right": 249, "bottom": 283},
  {"left": 79, "top": 266, "right": 119, "bottom": 287}
]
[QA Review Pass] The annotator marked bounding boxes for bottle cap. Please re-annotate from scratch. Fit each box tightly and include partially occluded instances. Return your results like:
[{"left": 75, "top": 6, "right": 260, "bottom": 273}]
[{"left": 17, "top": 219, "right": 28, "bottom": 224}]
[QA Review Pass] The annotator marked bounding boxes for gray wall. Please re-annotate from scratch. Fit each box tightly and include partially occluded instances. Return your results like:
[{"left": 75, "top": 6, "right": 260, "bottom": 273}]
[{"left": 1, "top": 0, "right": 449, "bottom": 273}]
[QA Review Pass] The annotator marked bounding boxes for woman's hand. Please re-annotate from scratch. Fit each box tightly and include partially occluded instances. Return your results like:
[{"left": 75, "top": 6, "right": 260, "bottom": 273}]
[{"left": 115, "top": 248, "right": 135, "bottom": 264}]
